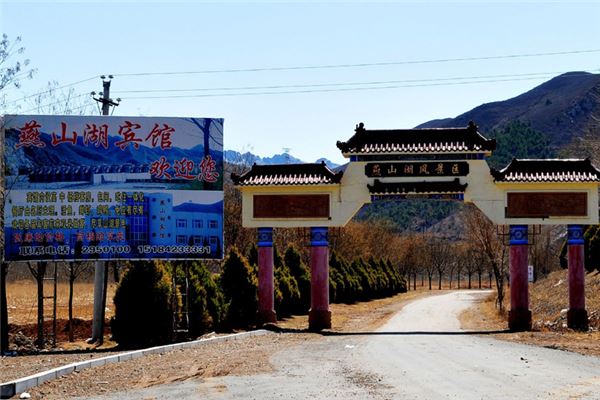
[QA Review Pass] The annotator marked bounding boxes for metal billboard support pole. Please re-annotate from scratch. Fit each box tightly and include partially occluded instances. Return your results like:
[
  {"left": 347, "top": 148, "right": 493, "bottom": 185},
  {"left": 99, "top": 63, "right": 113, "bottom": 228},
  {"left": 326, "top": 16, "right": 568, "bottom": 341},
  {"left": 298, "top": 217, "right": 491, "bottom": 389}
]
[{"left": 89, "top": 76, "right": 120, "bottom": 345}]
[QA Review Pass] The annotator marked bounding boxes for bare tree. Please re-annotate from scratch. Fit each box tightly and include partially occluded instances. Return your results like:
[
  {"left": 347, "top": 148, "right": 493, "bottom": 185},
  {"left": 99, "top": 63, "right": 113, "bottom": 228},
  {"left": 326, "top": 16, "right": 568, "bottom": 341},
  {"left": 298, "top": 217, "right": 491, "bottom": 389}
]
[
  {"left": 447, "top": 247, "right": 460, "bottom": 289},
  {"left": 420, "top": 236, "right": 436, "bottom": 290},
  {"left": 27, "top": 262, "right": 47, "bottom": 347},
  {"left": 1, "top": 34, "right": 36, "bottom": 352},
  {"left": 429, "top": 237, "right": 451, "bottom": 290},
  {"left": 465, "top": 206, "right": 509, "bottom": 310},
  {"left": 0, "top": 34, "right": 36, "bottom": 110},
  {"left": 530, "top": 225, "right": 562, "bottom": 280},
  {"left": 400, "top": 236, "right": 420, "bottom": 291},
  {"left": 66, "top": 262, "right": 89, "bottom": 342},
  {"left": 28, "top": 81, "right": 93, "bottom": 115}
]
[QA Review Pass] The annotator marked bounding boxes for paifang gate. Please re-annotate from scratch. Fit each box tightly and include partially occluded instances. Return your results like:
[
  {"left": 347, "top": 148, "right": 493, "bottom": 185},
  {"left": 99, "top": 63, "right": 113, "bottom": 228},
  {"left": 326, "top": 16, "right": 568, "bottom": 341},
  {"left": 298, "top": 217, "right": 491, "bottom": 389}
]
[{"left": 232, "top": 121, "right": 600, "bottom": 332}]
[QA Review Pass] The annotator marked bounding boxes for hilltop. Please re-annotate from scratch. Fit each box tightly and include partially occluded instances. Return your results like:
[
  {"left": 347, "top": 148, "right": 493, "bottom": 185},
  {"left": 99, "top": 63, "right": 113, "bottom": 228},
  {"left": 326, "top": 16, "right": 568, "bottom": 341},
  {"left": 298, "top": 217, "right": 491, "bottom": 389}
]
[{"left": 418, "top": 72, "right": 600, "bottom": 150}]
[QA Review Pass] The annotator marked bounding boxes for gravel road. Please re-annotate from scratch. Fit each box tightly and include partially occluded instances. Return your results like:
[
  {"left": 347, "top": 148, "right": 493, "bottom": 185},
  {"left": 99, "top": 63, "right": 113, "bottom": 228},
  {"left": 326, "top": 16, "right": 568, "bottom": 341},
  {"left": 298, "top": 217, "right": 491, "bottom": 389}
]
[{"left": 81, "top": 291, "right": 600, "bottom": 400}]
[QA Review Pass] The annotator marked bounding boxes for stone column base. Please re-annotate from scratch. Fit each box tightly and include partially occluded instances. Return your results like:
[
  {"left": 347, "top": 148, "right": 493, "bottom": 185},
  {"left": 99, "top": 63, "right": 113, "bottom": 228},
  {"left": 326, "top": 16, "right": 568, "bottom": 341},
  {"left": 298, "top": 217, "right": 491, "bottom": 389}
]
[
  {"left": 508, "top": 309, "right": 532, "bottom": 332},
  {"left": 308, "top": 310, "right": 332, "bottom": 331},
  {"left": 257, "top": 309, "right": 277, "bottom": 326},
  {"left": 567, "top": 309, "right": 589, "bottom": 331}
]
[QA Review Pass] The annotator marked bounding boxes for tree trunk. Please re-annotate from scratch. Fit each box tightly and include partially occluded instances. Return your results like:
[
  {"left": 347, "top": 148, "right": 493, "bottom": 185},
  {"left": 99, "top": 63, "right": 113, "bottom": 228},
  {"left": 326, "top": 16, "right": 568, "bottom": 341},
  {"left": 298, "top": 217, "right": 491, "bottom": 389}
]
[
  {"left": 1, "top": 262, "right": 8, "bottom": 353},
  {"left": 495, "top": 271, "right": 505, "bottom": 311},
  {"left": 488, "top": 273, "right": 493, "bottom": 289},
  {"left": 449, "top": 271, "right": 453, "bottom": 289},
  {"left": 457, "top": 272, "right": 461, "bottom": 289},
  {"left": 478, "top": 272, "right": 482, "bottom": 289},
  {"left": 428, "top": 274, "right": 432, "bottom": 290},
  {"left": 468, "top": 273, "right": 472, "bottom": 289},
  {"left": 68, "top": 270, "right": 75, "bottom": 342},
  {"left": 413, "top": 273, "right": 416, "bottom": 291},
  {"left": 112, "top": 262, "right": 120, "bottom": 283},
  {"left": 99, "top": 263, "right": 109, "bottom": 344},
  {"left": 438, "top": 271, "right": 442, "bottom": 290},
  {"left": 36, "top": 262, "right": 47, "bottom": 347},
  {"left": 421, "top": 273, "right": 424, "bottom": 287}
]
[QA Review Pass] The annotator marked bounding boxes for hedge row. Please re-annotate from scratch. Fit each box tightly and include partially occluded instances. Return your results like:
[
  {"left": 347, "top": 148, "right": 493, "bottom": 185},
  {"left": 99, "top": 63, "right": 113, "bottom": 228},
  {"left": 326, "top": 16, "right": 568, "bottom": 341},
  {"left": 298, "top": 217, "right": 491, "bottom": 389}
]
[{"left": 111, "top": 246, "right": 407, "bottom": 348}]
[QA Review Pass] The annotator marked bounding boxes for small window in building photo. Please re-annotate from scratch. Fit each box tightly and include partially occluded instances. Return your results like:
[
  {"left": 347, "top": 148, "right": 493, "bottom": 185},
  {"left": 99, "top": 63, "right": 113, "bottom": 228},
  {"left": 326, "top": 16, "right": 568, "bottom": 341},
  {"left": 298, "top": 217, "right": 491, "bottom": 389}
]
[
  {"left": 193, "top": 235, "right": 203, "bottom": 245},
  {"left": 209, "top": 236, "right": 218, "bottom": 246},
  {"left": 176, "top": 235, "right": 187, "bottom": 244},
  {"left": 209, "top": 220, "right": 218, "bottom": 229},
  {"left": 192, "top": 219, "right": 203, "bottom": 229},
  {"left": 176, "top": 219, "right": 187, "bottom": 228}
]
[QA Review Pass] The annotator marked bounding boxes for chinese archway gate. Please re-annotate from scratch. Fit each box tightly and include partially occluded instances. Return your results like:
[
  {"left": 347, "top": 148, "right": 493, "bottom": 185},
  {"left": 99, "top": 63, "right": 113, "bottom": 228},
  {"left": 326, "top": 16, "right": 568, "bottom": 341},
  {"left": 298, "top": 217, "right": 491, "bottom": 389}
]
[{"left": 232, "top": 121, "right": 600, "bottom": 332}]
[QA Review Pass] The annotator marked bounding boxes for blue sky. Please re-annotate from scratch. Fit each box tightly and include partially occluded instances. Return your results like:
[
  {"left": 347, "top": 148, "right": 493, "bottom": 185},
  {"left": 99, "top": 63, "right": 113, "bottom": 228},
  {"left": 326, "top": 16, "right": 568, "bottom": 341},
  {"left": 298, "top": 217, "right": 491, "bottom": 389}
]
[{"left": 2, "top": 1, "right": 599, "bottom": 164}]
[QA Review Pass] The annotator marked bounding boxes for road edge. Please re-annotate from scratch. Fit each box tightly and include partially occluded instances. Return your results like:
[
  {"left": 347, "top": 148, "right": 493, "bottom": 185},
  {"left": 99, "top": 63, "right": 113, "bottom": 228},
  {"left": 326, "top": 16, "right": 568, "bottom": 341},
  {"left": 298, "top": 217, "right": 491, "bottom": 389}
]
[{"left": 0, "top": 330, "right": 269, "bottom": 399}]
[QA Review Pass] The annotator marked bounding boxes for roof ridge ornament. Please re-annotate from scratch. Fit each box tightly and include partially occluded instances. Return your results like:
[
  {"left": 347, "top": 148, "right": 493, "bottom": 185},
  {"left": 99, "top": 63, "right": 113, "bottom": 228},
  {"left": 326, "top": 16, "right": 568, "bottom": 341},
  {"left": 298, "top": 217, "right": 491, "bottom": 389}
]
[{"left": 355, "top": 122, "right": 365, "bottom": 133}]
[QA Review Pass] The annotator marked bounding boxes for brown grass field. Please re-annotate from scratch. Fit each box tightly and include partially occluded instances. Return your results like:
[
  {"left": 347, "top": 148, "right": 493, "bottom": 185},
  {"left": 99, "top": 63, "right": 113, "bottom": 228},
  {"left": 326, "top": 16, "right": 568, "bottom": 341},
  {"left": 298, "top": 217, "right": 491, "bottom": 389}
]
[{"left": 6, "top": 281, "right": 117, "bottom": 326}]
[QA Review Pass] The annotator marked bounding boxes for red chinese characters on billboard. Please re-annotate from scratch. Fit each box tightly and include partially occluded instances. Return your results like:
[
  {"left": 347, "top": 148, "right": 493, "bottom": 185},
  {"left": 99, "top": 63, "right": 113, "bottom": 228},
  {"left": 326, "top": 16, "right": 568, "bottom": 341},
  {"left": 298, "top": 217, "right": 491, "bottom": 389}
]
[
  {"left": 15, "top": 119, "right": 177, "bottom": 151},
  {"left": 15, "top": 120, "right": 45, "bottom": 148},
  {"left": 150, "top": 155, "right": 220, "bottom": 182}
]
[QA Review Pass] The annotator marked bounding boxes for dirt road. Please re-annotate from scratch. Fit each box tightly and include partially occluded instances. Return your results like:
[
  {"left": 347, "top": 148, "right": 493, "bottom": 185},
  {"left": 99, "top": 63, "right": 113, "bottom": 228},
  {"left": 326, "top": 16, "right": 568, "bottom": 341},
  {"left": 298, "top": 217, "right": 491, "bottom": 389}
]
[{"left": 79, "top": 291, "right": 600, "bottom": 399}]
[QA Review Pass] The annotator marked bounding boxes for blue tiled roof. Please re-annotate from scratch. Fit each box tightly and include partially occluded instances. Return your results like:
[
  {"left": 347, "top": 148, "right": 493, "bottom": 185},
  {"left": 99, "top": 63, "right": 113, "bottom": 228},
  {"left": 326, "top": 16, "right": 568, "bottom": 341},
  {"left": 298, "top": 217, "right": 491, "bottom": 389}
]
[{"left": 173, "top": 201, "right": 223, "bottom": 214}]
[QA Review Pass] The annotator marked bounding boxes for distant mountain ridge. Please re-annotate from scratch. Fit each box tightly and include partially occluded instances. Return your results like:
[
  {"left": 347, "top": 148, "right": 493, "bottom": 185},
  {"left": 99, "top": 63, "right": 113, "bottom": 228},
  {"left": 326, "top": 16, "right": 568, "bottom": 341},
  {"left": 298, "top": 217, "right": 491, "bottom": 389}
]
[
  {"left": 417, "top": 72, "right": 600, "bottom": 150},
  {"left": 224, "top": 150, "right": 339, "bottom": 169}
]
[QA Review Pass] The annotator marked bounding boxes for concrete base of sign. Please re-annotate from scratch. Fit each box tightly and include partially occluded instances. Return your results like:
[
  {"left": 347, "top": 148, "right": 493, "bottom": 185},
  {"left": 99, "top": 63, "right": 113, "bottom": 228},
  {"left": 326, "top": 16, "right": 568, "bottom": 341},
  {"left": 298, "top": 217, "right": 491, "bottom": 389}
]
[
  {"left": 508, "top": 309, "right": 532, "bottom": 332},
  {"left": 257, "top": 309, "right": 277, "bottom": 326},
  {"left": 567, "top": 309, "right": 589, "bottom": 331},
  {"left": 308, "top": 309, "right": 332, "bottom": 331}
]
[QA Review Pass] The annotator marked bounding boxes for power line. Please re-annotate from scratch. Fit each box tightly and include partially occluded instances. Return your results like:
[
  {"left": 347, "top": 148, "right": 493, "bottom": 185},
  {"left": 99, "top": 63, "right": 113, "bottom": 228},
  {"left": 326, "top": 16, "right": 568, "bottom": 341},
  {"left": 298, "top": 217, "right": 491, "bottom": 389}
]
[
  {"left": 5, "top": 76, "right": 99, "bottom": 105},
  {"left": 18, "top": 93, "right": 91, "bottom": 114},
  {"left": 119, "top": 73, "right": 596, "bottom": 100},
  {"left": 113, "top": 49, "right": 600, "bottom": 77},
  {"left": 112, "top": 69, "right": 599, "bottom": 95}
]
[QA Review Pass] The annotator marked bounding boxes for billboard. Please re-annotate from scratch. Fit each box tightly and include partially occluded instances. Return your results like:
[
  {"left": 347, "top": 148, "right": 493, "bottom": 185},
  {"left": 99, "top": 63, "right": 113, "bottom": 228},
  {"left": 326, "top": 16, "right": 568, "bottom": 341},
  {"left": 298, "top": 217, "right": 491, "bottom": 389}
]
[{"left": 2, "top": 115, "right": 224, "bottom": 261}]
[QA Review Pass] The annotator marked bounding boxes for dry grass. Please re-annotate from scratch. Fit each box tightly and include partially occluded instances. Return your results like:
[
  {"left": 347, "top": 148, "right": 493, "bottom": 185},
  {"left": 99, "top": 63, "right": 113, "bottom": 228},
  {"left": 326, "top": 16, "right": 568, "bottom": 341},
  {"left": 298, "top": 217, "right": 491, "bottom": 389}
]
[
  {"left": 6, "top": 281, "right": 117, "bottom": 326},
  {"left": 530, "top": 269, "right": 600, "bottom": 330},
  {"left": 461, "top": 269, "right": 600, "bottom": 357}
]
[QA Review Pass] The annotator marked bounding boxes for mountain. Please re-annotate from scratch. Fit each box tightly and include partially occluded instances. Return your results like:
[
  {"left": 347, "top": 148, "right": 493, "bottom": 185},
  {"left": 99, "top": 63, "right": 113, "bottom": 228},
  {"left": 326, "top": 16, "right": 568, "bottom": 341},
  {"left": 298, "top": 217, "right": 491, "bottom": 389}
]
[
  {"left": 417, "top": 72, "right": 600, "bottom": 150},
  {"left": 224, "top": 150, "right": 339, "bottom": 169}
]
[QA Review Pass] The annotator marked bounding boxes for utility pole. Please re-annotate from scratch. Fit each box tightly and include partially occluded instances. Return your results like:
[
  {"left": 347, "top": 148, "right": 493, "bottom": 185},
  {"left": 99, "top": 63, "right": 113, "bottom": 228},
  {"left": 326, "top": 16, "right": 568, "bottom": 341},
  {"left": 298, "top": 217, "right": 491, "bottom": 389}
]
[{"left": 89, "top": 76, "right": 120, "bottom": 345}]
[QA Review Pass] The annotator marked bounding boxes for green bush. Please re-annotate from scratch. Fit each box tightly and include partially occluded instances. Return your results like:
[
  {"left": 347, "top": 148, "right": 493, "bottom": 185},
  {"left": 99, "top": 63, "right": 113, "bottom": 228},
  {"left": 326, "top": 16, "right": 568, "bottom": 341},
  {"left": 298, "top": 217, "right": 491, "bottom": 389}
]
[
  {"left": 284, "top": 245, "right": 311, "bottom": 313},
  {"left": 353, "top": 258, "right": 374, "bottom": 300},
  {"left": 187, "top": 261, "right": 225, "bottom": 336},
  {"left": 329, "top": 252, "right": 361, "bottom": 303},
  {"left": 220, "top": 247, "right": 258, "bottom": 329},
  {"left": 247, "top": 243, "right": 258, "bottom": 269},
  {"left": 274, "top": 247, "right": 300, "bottom": 317},
  {"left": 387, "top": 260, "right": 407, "bottom": 293},
  {"left": 111, "top": 260, "right": 173, "bottom": 348}
]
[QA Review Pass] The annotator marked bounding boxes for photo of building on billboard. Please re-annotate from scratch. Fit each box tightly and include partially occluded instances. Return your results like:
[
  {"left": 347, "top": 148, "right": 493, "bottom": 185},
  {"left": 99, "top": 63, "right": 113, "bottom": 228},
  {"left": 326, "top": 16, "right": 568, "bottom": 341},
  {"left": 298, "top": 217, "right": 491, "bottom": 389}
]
[{"left": 2, "top": 115, "right": 224, "bottom": 261}]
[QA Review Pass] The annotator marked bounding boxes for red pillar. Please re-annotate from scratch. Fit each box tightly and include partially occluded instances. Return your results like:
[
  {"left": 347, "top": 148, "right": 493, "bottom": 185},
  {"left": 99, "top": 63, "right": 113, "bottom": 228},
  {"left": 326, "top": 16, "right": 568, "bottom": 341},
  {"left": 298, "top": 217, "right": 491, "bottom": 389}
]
[
  {"left": 309, "top": 227, "right": 331, "bottom": 331},
  {"left": 567, "top": 225, "right": 588, "bottom": 330},
  {"left": 508, "top": 225, "right": 532, "bottom": 332},
  {"left": 257, "top": 228, "right": 276, "bottom": 325}
]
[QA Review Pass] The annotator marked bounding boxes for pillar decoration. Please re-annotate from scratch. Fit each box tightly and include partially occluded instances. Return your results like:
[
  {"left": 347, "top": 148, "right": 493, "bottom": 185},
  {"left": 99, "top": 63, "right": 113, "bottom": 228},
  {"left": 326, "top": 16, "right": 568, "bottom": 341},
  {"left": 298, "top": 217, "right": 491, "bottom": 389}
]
[
  {"left": 567, "top": 225, "right": 588, "bottom": 330},
  {"left": 309, "top": 227, "right": 332, "bottom": 331},
  {"left": 508, "top": 225, "right": 532, "bottom": 332},
  {"left": 257, "top": 228, "right": 277, "bottom": 325}
]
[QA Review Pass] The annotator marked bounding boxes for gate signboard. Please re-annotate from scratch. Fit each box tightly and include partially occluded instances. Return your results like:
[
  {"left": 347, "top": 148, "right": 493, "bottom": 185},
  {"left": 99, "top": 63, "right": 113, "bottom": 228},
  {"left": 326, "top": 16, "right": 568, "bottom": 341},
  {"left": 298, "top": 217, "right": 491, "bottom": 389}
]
[{"left": 2, "top": 115, "right": 224, "bottom": 261}]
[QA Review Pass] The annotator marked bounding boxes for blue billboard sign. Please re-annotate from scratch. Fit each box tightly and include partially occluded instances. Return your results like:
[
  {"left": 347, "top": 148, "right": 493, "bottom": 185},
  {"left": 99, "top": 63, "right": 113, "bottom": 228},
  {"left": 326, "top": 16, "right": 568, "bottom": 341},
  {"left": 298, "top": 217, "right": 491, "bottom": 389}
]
[{"left": 2, "top": 115, "right": 224, "bottom": 261}]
